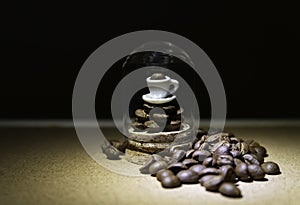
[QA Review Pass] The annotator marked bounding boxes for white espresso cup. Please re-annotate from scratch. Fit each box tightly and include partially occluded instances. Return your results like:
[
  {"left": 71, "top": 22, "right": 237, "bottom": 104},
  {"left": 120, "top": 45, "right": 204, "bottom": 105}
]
[{"left": 146, "top": 76, "right": 179, "bottom": 99}]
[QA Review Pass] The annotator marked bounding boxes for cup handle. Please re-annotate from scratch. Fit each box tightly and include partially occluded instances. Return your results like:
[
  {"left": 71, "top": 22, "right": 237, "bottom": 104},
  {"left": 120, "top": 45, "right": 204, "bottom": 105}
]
[{"left": 169, "top": 79, "right": 179, "bottom": 94}]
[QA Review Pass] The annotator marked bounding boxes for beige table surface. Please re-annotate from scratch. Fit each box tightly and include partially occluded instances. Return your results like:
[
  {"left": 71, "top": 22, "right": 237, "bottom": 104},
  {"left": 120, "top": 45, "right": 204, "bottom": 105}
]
[{"left": 0, "top": 122, "right": 299, "bottom": 205}]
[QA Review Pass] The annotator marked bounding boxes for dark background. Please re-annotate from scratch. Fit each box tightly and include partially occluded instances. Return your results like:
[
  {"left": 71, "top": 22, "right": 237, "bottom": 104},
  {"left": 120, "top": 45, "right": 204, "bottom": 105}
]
[{"left": 1, "top": 1, "right": 299, "bottom": 119}]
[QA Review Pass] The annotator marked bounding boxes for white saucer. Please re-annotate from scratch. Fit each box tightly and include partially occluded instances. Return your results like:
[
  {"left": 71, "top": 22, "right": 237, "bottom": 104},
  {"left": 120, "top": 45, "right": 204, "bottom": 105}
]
[{"left": 142, "top": 93, "right": 176, "bottom": 104}]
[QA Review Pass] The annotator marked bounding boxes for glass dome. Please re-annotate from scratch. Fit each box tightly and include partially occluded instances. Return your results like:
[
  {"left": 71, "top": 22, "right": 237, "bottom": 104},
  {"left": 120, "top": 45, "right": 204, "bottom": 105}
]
[{"left": 110, "top": 41, "right": 200, "bottom": 165}]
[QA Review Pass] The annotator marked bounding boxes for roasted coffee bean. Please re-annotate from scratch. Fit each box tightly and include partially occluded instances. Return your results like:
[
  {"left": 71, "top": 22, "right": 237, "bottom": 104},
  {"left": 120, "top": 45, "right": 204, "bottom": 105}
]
[
  {"left": 203, "top": 175, "right": 224, "bottom": 191},
  {"left": 182, "top": 159, "right": 198, "bottom": 167},
  {"left": 161, "top": 175, "right": 181, "bottom": 188},
  {"left": 261, "top": 162, "right": 280, "bottom": 175},
  {"left": 150, "top": 73, "right": 166, "bottom": 80},
  {"left": 193, "top": 140, "right": 202, "bottom": 150},
  {"left": 135, "top": 109, "right": 148, "bottom": 118},
  {"left": 168, "top": 162, "right": 188, "bottom": 174},
  {"left": 189, "top": 164, "right": 206, "bottom": 175},
  {"left": 205, "top": 133, "right": 221, "bottom": 144},
  {"left": 199, "top": 142, "right": 210, "bottom": 151},
  {"left": 254, "top": 153, "right": 265, "bottom": 164},
  {"left": 172, "top": 149, "right": 186, "bottom": 162},
  {"left": 243, "top": 154, "right": 260, "bottom": 165},
  {"left": 149, "top": 161, "right": 168, "bottom": 175},
  {"left": 254, "top": 146, "right": 267, "bottom": 157},
  {"left": 219, "top": 182, "right": 241, "bottom": 197},
  {"left": 214, "top": 145, "right": 230, "bottom": 156},
  {"left": 248, "top": 164, "right": 265, "bottom": 180},
  {"left": 192, "top": 150, "right": 211, "bottom": 162},
  {"left": 220, "top": 165, "right": 236, "bottom": 182},
  {"left": 199, "top": 174, "right": 217, "bottom": 185},
  {"left": 185, "top": 149, "right": 195, "bottom": 158},
  {"left": 198, "top": 167, "right": 220, "bottom": 177},
  {"left": 240, "top": 142, "right": 249, "bottom": 155},
  {"left": 202, "top": 157, "right": 213, "bottom": 167},
  {"left": 139, "top": 156, "right": 156, "bottom": 174},
  {"left": 156, "top": 169, "right": 174, "bottom": 181},
  {"left": 230, "top": 150, "right": 241, "bottom": 158},
  {"left": 235, "top": 161, "right": 249, "bottom": 181},
  {"left": 101, "top": 143, "right": 122, "bottom": 160},
  {"left": 216, "top": 154, "right": 233, "bottom": 166},
  {"left": 177, "top": 170, "right": 199, "bottom": 183},
  {"left": 144, "top": 120, "right": 160, "bottom": 129},
  {"left": 230, "top": 137, "right": 242, "bottom": 143}
]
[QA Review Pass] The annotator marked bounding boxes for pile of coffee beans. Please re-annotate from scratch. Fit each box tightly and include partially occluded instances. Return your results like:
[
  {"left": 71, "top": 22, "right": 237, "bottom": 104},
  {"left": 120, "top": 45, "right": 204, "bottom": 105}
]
[{"left": 139, "top": 130, "right": 281, "bottom": 198}]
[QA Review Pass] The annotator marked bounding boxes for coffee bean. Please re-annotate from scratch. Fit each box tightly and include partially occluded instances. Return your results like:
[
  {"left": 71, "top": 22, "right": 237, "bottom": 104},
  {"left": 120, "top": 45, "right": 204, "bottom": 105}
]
[
  {"left": 185, "top": 149, "right": 195, "bottom": 158},
  {"left": 219, "top": 182, "right": 241, "bottom": 197},
  {"left": 203, "top": 175, "right": 224, "bottom": 191},
  {"left": 254, "top": 146, "right": 267, "bottom": 157},
  {"left": 261, "top": 162, "right": 280, "bottom": 175},
  {"left": 150, "top": 73, "right": 166, "bottom": 80},
  {"left": 135, "top": 109, "right": 148, "bottom": 119},
  {"left": 199, "top": 174, "right": 218, "bottom": 185},
  {"left": 230, "top": 150, "right": 241, "bottom": 158},
  {"left": 189, "top": 164, "right": 206, "bottom": 175},
  {"left": 214, "top": 145, "right": 230, "bottom": 156},
  {"left": 248, "top": 164, "right": 265, "bottom": 180},
  {"left": 171, "top": 149, "right": 186, "bottom": 162},
  {"left": 177, "top": 170, "right": 199, "bottom": 183},
  {"left": 220, "top": 165, "right": 236, "bottom": 182},
  {"left": 243, "top": 154, "right": 260, "bottom": 165},
  {"left": 198, "top": 167, "right": 220, "bottom": 177},
  {"left": 192, "top": 150, "right": 211, "bottom": 162},
  {"left": 202, "top": 157, "right": 213, "bottom": 167},
  {"left": 182, "top": 159, "right": 198, "bottom": 167},
  {"left": 240, "top": 142, "right": 249, "bottom": 155},
  {"left": 216, "top": 154, "right": 233, "bottom": 166},
  {"left": 156, "top": 169, "right": 174, "bottom": 181},
  {"left": 199, "top": 142, "right": 210, "bottom": 151},
  {"left": 161, "top": 175, "right": 181, "bottom": 188},
  {"left": 193, "top": 140, "right": 202, "bottom": 150},
  {"left": 235, "top": 161, "right": 249, "bottom": 181},
  {"left": 149, "top": 161, "right": 168, "bottom": 175},
  {"left": 168, "top": 162, "right": 188, "bottom": 174}
]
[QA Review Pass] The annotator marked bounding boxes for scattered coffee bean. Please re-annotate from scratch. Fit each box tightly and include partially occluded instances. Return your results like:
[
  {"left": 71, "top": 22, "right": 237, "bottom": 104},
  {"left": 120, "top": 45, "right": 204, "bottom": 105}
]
[
  {"left": 192, "top": 150, "right": 211, "bottom": 162},
  {"left": 156, "top": 169, "right": 174, "bottom": 181},
  {"left": 243, "top": 154, "right": 260, "bottom": 165},
  {"left": 261, "top": 162, "right": 280, "bottom": 175},
  {"left": 202, "top": 157, "right": 213, "bottom": 167},
  {"left": 149, "top": 161, "right": 168, "bottom": 175},
  {"left": 139, "top": 156, "right": 156, "bottom": 174},
  {"left": 216, "top": 154, "right": 233, "bottom": 166},
  {"left": 189, "top": 164, "right": 206, "bottom": 175},
  {"left": 219, "top": 182, "right": 241, "bottom": 197},
  {"left": 199, "top": 174, "right": 218, "bottom": 186},
  {"left": 248, "top": 164, "right": 265, "bottom": 180},
  {"left": 220, "top": 165, "right": 236, "bottom": 182},
  {"left": 235, "top": 161, "right": 249, "bottom": 181},
  {"left": 177, "top": 170, "right": 199, "bottom": 183},
  {"left": 193, "top": 140, "right": 202, "bottom": 150},
  {"left": 198, "top": 167, "right": 220, "bottom": 177},
  {"left": 203, "top": 175, "right": 224, "bottom": 191},
  {"left": 161, "top": 175, "right": 181, "bottom": 188},
  {"left": 185, "top": 149, "right": 195, "bottom": 158}
]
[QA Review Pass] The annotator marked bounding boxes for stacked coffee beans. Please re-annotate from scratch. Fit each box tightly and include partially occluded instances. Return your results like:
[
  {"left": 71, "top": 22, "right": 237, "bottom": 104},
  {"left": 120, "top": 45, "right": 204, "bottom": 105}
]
[
  {"left": 139, "top": 131, "right": 281, "bottom": 198},
  {"left": 132, "top": 102, "right": 183, "bottom": 133}
]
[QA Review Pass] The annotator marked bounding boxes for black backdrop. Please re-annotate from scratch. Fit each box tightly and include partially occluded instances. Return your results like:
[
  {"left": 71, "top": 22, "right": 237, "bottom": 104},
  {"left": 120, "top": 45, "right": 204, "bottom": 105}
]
[{"left": 1, "top": 1, "right": 299, "bottom": 119}]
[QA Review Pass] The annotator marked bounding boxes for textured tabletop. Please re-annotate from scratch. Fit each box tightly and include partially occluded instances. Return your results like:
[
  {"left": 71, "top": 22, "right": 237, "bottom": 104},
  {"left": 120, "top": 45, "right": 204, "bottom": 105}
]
[{"left": 0, "top": 123, "right": 299, "bottom": 205}]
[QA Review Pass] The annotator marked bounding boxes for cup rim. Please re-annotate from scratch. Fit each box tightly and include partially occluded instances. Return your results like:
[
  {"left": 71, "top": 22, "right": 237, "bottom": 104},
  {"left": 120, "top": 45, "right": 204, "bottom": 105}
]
[{"left": 146, "top": 75, "right": 170, "bottom": 82}]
